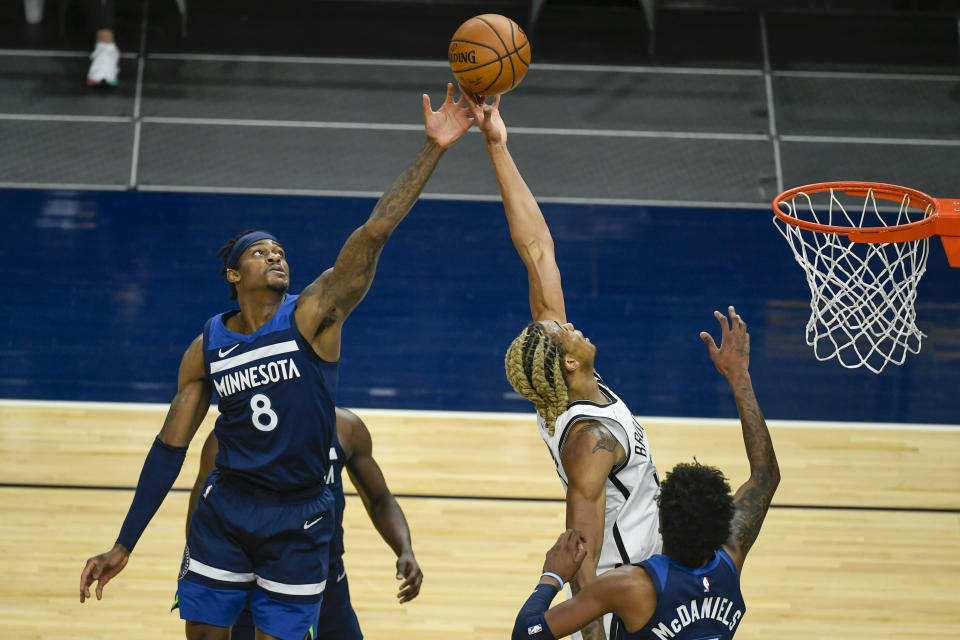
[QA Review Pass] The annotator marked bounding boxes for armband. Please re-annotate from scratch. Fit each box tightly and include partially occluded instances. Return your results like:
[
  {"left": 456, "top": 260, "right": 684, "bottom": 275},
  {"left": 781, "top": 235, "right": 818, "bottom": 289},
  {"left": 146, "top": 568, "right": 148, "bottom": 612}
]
[
  {"left": 116, "top": 436, "right": 188, "bottom": 551},
  {"left": 512, "top": 583, "right": 558, "bottom": 640}
]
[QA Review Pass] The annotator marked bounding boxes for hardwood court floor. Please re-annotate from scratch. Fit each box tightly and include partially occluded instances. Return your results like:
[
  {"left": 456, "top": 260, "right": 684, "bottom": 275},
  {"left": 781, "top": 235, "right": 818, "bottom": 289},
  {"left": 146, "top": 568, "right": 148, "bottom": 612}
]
[{"left": 1, "top": 401, "right": 958, "bottom": 639}]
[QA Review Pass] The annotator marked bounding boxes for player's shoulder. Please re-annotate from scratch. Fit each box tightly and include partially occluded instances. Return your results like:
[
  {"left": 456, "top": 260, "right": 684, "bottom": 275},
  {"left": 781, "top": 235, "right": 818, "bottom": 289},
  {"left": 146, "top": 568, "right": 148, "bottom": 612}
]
[
  {"left": 181, "top": 333, "right": 206, "bottom": 367},
  {"left": 608, "top": 563, "right": 653, "bottom": 587},
  {"left": 335, "top": 407, "right": 365, "bottom": 432},
  {"left": 564, "top": 416, "right": 614, "bottom": 441},
  {"left": 719, "top": 543, "right": 745, "bottom": 575},
  {"left": 335, "top": 408, "right": 369, "bottom": 456},
  {"left": 296, "top": 268, "right": 335, "bottom": 303},
  {"left": 596, "top": 565, "right": 655, "bottom": 611},
  {"left": 172, "top": 333, "right": 208, "bottom": 384},
  {"left": 560, "top": 416, "right": 623, "bottom": 456},
  {"left": 626, "top": 563, "right": 655, "bottom": 595}
]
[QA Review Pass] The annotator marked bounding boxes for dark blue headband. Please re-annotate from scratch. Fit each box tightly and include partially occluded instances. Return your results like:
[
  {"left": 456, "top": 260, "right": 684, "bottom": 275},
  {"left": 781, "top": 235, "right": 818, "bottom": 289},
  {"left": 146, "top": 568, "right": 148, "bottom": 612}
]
[{"left": 226, "top": 231, "right": 279, "bottom": 269}]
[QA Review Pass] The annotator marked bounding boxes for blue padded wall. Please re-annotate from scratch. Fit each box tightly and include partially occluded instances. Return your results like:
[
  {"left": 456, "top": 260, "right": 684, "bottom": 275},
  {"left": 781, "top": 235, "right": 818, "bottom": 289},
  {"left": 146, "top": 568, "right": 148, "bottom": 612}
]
[{"left": 2, "top": 188, "right": 957, "bottom": 423}]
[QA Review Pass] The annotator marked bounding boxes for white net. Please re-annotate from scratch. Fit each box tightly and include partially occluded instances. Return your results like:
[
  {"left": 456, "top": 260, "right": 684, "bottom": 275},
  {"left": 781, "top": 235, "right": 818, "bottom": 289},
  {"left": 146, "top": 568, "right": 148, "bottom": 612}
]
[{"left": 773, "top": 187, "right": 934, "bottom": 373}]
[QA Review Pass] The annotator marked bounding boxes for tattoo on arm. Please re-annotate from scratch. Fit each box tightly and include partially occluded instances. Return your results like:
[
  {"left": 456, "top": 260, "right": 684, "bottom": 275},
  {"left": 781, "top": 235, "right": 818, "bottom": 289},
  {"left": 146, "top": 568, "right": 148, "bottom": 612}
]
[
  {"left": 321, "top": 139, "right": 444, "bottom": 315},
  {"left": 368, "top": 139, "right": 443, "bottom": 231},
  {"left": 730, "top": 381, "right": 780, "bottom": 556},
  {"left": 572, "top": 419, "right": 619, "bottom": 456},
  {"left": 731, "top": 482, "right": 771, "bottom": 555},
  {"left": 569, "top": 580, "right": 608, "bottom": 640}
]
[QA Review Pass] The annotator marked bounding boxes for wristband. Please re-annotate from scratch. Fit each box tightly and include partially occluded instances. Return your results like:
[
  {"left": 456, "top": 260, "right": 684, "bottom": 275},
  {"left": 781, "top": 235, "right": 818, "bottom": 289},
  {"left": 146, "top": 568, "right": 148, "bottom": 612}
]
[{"left": 540, "top": 571, "right": 564, "bottom": 589}]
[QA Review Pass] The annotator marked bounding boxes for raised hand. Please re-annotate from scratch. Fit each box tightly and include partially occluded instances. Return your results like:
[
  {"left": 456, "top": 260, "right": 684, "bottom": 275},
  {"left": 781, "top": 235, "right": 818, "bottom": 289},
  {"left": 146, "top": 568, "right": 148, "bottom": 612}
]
[
  {"left": 422, "top": 83, "right": 473, "bottom": 149},
  {"left": 79, "top": 543, "right": 130, "bottom": 603},
  {"left": 463, "top": 90, "right": 506, "bottom": 145},
  {"left": 396, "top": 550, "right": 423, "bottom": 603},
  {"left": 700, "top": 305, "right": 750, "bottom": 379},
  {"left": 542, "top": 529, "right": 588, "bottom": 584}
]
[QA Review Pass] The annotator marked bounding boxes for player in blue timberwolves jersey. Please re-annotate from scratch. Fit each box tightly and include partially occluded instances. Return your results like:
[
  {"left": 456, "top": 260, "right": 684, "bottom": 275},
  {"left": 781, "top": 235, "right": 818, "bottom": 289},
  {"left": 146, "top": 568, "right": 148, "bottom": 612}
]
[
  {"left": 510, "top": 307, "right": 780, "bottom": 640},
  {"left": 79, "top": 83, "right": 473, "bottom": 640},
  {"left": 186, "top": 408, "right": 422, "bottom": 640}
]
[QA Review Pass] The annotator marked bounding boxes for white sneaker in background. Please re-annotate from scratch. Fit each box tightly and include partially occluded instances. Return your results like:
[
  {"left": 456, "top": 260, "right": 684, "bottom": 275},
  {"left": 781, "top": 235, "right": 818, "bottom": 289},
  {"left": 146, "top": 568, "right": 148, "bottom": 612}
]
[{"left": 87, "top": 42, "right": 119, "bottom": 87}]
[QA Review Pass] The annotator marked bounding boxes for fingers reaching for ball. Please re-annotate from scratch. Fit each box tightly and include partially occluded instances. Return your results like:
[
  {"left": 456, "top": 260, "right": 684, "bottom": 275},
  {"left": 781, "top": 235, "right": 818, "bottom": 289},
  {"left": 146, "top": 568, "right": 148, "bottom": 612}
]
[
  {"left": 462, "top": 90, "right": 505, "bottom": 145},
  {"left": 422, "top": 82, "right": 475, "bottom": 149},
  {"left": 458, "top": 84, "right": 485, "bottom": 107}
]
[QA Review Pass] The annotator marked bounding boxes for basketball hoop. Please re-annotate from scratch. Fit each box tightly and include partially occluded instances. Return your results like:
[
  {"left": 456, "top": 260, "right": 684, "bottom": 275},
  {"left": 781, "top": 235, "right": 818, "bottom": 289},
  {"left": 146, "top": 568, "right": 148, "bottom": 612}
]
[{"left": 772, "top": 181, "right": 960, "bottom": 374}]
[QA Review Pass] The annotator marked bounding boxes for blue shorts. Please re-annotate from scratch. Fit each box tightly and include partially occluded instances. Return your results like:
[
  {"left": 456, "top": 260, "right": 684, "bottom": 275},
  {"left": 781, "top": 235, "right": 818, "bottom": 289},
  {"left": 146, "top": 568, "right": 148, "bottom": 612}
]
[
  {"left": 315, "top": 557, "right": 363, "bottom": 640},
  {"left": 231, "top": 558, "right": 362, "bottom": 640},
  {"left": 176, "top": 470, "right": 335, "bottom": 640}
]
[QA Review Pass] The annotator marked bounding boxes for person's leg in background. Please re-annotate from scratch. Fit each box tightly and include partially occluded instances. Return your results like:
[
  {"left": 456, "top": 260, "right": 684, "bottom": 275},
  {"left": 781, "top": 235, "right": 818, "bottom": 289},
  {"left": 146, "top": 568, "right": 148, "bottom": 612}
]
[{"left": 84, "top": 0, "right": 119, "bottom": 86}]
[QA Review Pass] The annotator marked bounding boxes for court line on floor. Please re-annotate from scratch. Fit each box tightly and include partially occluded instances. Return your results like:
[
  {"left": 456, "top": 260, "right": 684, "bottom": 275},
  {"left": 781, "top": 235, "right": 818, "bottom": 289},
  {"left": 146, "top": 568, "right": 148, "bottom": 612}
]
[
  {"left": 3, "top": 48, "right": 957, "bottom": 81},
  {"left": 0, "top": 49, "right": 139, "bottom": 59},
  {"left": 145, "top": 53, "right": 763, "bottom": 76},
  {"left": 0, "top": 114, "right": 131, "bottom": 123},
  {"left": 780, "top": 135, "right": 960, "bottom": 147},
  {"left": 134, "top": 184, "right": 773, "bottom": 210},
  {"left": 128, "top": 0, "right": 149, "bottom": 189},
  {"left": 1, "top": 482, "right": 956, "bottom": 514},
  {"left": 774, "top": 69, "right": 960, "bottom": 82},
  {"left": 0, "top": 181, "right": 128, "bottom": 191},
  {"left": 759, "top": 13, "right": 784, "bottom": 195},
  {"left": 5, "top": 111, "right": 957, "bottom": 148},
  {"left": 2, "top": 399, "right": 958, "bottom": 431},
  {"left": 781, "top": 134, "right": 960, "bottom": 147},
  {"left": 139, "top": 116, "right": 770, "bottom": 142},
  {"left": 0, "top": 182, "right": 773, "bottom": 209}
]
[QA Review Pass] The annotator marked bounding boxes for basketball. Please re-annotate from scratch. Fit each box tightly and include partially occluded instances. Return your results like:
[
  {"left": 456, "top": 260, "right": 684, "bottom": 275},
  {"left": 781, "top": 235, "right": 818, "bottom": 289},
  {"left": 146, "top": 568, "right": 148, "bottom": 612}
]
[{"left": 448, "top": 14, "right": 531, "bottom": 96}]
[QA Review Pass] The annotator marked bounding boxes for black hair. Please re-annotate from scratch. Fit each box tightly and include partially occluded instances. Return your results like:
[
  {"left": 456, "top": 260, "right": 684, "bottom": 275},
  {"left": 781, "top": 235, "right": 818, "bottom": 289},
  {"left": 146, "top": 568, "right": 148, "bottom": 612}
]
[
  {"left": 657, "top": 461, "right": 735, "bottom": 569},
  {"left": 216, "top": 228, "right": 258, "bottom": 300}
]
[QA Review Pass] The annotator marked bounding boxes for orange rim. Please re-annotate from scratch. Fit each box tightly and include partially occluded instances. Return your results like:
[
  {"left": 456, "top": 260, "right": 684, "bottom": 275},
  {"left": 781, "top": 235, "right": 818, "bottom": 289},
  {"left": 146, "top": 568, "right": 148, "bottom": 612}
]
[{"left": 772, "top": 181, "right": 947, "bottom": 241}]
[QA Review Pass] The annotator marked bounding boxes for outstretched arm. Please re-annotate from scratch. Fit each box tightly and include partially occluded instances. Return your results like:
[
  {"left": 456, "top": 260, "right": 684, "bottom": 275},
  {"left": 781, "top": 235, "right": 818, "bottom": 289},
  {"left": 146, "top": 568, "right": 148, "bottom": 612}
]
[
  {"left": 340, "top": 409, "right": 422, "bottom": 603},
  {"left": 295, "top": 84, "right": 473, "bottom": 360},
  {"left": 467, "top": 94, "right": 566, "bottom": 323},
  {"left": 80, "top": 335, "right": 211, "bottom": 602},
  {"left": 701, "top": 306, "right": 780, "bottom": 573}
]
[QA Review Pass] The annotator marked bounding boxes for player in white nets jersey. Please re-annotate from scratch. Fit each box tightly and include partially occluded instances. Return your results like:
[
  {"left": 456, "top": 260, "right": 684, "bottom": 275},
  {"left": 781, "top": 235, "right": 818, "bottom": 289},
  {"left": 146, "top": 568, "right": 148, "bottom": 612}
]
[
  {"left": 467, "top": 92, "right": 661, "bottom": 640},
  {"left": 546, "top": 379, "right": 662, "bottom": 575}
]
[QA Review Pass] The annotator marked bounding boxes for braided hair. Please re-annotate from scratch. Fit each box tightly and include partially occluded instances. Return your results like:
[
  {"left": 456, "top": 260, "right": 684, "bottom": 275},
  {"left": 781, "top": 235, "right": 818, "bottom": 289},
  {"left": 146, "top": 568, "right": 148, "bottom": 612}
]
[
  {"left": 504, "top": 321, "right": 569, "bottom": 436},
  {"left": 657, "top": 461, "right": 735, "bottom": 569},
  {"left": 215, "top": 228, "right": 258, "bottom": 300}
]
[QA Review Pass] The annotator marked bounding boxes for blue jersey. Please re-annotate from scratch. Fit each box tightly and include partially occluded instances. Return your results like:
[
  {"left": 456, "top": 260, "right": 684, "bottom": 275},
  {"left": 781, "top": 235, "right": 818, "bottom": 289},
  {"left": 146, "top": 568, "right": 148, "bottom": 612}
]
[
  {"left": 612, "top": 550, "right": 745, "bottom": 640},
  {"left": 325, "top": 433, "right": 347, "bottom": 561},
  {"left": 203, "top": 294, "right": 338, "bottom": 492}
]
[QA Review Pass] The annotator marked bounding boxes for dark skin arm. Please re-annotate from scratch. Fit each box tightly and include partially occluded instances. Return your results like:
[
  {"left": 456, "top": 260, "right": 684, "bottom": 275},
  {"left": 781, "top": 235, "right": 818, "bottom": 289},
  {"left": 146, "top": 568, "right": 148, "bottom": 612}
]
[
  {"left": 339, "top": 409, "right": 422, "bottom": 603},
  {"left": 700, "top": 306, "right": 781, "bottom": 574},
  {"left": 80, "top": 334, "right": 212, "bottom": 602},
  {"left": 560, "top": 419, "right": 626, "bottom": 640},
  {"left": 186, "top": 426, "right": 219, "bottom": 539},
  {"left": 535, "top": 529, "right": 656, "bottom": 637},
  {"left": 293, "top": 84, "right": 473, "bottom": 361},
  {"left": 185, "top": 409, "right": 422, "bottom": 602}
]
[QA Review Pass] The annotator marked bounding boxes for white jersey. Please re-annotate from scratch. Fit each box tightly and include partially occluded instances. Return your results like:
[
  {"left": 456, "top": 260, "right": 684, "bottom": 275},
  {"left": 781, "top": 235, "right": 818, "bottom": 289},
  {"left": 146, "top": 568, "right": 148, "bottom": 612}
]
[{"left": 538, "top": 375, "right": 662, "bottom": 574}]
